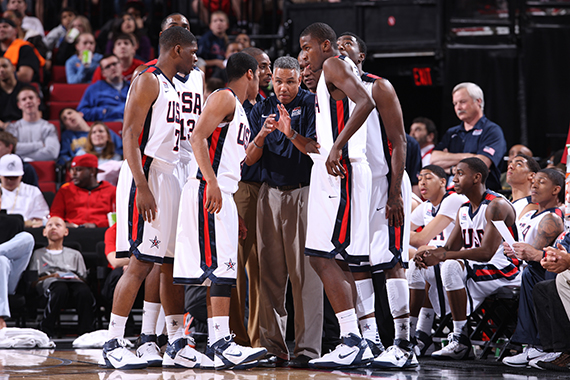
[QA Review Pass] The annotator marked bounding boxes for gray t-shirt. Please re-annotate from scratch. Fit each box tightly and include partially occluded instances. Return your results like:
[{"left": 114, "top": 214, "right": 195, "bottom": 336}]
[
  {"left": 30, "top": 247, "right": 87, "bottom": 294},
  {"left": 6, "top": 119, "right": 60, "bottom": 161}
]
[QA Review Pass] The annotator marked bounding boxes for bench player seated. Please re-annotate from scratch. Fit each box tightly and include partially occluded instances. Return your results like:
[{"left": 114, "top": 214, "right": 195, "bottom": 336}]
[
  {"left": 415, "top": 157, "right": 521, "bottom": 360},
  {"left": 407, "top": 165, "right": 467, "bottom": 356}
]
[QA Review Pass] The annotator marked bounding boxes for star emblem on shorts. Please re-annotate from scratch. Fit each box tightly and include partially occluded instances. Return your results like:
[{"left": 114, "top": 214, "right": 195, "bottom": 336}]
[
  {"left": 225, "top": 259, "right": 236, "bottom": 271},
  {"left": 149, "top": 236, "right": 161, "bottom": 249}
]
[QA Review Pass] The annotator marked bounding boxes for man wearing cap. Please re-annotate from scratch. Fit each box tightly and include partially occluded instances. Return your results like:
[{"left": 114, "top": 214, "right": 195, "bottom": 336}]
[
  {"left": 50, "top": 153, "right": 116, "bottom": 228},
  {"left": 0, "top": 153, "right": 48, "bottom": 227},
  {"left": 0, "top": 17, "right": 43, "bottom": 83}
]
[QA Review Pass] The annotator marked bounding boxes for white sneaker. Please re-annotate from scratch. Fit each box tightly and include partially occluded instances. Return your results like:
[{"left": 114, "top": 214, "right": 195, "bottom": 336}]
[
  {"left": 135, "top": 334, "right": 162, "bottom": 367},
  {"left": 162, "top": 337, "right": 202, "bottom": 368},
  {"left": 211, "top": 335, "right": 267, "bottom": 370},
  {"left": 372, "top": 339, "right": 418, "bottom": 369},
  {"left": 431, "top": 333, "right": 472, "bottom": 360},
  {"left": 101, "top": 338, "right": 148, "bottom": 370},
  {"left": 529, "top": 351, "right": 562, "bottom": 369},
  {"left": 502, "top": 346, "right": 545, "bottom": 368},
  {"left": 309, "top": 333, "right": 373, "bottom": 369}
]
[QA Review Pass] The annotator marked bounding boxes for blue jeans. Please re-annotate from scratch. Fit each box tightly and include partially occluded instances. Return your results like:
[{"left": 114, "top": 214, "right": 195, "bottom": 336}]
[{"left": 0, "top": 232, "right": 34, "bottom": 317}]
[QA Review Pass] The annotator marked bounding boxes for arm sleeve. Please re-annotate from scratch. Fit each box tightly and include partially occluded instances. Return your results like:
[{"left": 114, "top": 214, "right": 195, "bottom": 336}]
[
  {"left": 77, "top": 86, "right": 105, "bottom": 121},
  {"left": 247, "top": 102, "right": 263, "bottom": 141},
  {"left": 26, "top": 122, "right": 60, "bottom": 161},
  {"left": 410, "top": 203, "right": 425, "bottom": 227},
  {"left": 438, "top": 194, "right": 467, "bottom": 220},
  {"left": 303, "top": 96, "right": 316, "bottom": 139},
  {"left": 104, "top": 224, "right": 117, "bottom": 255},
  {"left": 474, "top": 125, "right": 507, "bottom": 167},
  {"left": 57, "top": 132, "right": 74, "bottom": 165},
  {"left": 65, "top": 56, "right": 88, "bottom": 84},
  {"left": 74, "top": 250, "right": 88, "bottom": 279},
  {"left": 434, "top": 129, "right": 452, "bottom": 151},
  {"left": 50, "top": 187, "right": 67, "bottom": 220},
  {"left": 16, "top": 46, "right": 40, "bottom": 78},
  {"left": 29, "top": 250, "right": 40, "bottom": 271},
  {"left": 29, "top": 187, "right": 50, "bottom": 220}
]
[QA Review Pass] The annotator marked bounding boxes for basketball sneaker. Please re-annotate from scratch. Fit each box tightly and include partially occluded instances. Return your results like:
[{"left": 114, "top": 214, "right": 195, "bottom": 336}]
[
  {"left": 309, "top": 333, "right": 373, "bottom": 369},
  {"left": 412, "top": 330, "right": 433, "bottom": 357},
  {"left": 372, "top": 338, "right": 418, "bottom": 369},
  {"left": 529, "top": 351, "right": 562, "bottom": 369},
  {"left": 431, "top": 333, "right": 473, "bottom": 360},
  {"left": 366, "top": 338, "right": 385, "bottom": 358},
  {"left": 162, "top": 337, "right": 202, "bottom": 368},
  {"left": 211, "top": 334, "right": 267, "bottom": 370},
  {"left": 135, "top": 334, "right": 162, "bottom": 367},
  {"left": 502, "top": 346, "right": 546, "bottom": 368},
  {"left": 101, "top": 338, "right": 148, "bottom": 370}
]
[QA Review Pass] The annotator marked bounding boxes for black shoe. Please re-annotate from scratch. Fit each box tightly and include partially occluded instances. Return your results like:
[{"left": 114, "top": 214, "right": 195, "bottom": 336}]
[
  {"left": 258, "top": 354, "right": 287, "bottom": 368},
  {"left": 286, "top": 354, "right": 312, "bottom": 368}
]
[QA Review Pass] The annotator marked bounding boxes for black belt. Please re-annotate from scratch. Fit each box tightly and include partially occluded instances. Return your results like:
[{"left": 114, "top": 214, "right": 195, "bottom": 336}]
[{"left": 268, "top": 182, "right": 309, "bottom": 191}]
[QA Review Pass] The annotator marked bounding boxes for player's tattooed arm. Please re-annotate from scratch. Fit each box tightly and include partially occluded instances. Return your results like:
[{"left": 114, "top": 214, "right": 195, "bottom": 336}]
[
  {"left": 373, "top": 77, "right": 406, "bottom": 227},
  {"left": 514, "top": 213, "right": 564, "bottom": 262}
]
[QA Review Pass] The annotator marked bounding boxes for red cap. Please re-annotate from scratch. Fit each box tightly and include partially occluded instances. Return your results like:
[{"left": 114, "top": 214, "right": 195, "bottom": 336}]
[{"left": 71, "top": 154, "right": 104, "bottom": 172}]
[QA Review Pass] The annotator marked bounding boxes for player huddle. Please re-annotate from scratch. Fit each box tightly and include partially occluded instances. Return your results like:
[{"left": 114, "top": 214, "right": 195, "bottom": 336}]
[{"left": 99, "top": 19, "right": 561, "bottom": 372}]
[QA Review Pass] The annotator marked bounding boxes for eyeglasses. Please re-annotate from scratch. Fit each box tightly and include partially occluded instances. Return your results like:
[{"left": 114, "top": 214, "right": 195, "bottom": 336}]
[{"left": 102, "top": 61, "right": 120, "bottom": 70}]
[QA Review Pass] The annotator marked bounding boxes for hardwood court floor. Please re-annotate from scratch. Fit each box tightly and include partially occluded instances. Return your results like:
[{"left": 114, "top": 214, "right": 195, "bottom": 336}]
[{"left": 0, "top": 348, "right": 567, "bottom": 380}]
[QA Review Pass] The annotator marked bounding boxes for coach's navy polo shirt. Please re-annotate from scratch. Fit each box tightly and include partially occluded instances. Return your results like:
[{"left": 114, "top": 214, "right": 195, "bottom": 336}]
[
  {"left": 248, "top": 87, "right": 316, "bottom": 188},
  {"left": 435, "top": 115, "right": 506, "bottom": 191},
  {"left": 240, "top": 94, "right": 264, "bottom": 182}
]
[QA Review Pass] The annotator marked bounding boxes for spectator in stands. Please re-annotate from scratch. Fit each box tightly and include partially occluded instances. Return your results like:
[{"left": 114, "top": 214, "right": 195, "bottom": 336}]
[
  {"left": 105, "top": 13, "right": 151, "bottom": 61},
  {"left": 6, "top": 0, "right": 45, "bottom": 37},
  {"left": 0, "top": 131, "right": 38, "bottom": 186},
  {"left": 211, "top": 40, "right": 243, "bottom": 83},
  {"left": 0, "top": 17, "right": 44, "bottom": 83},
  {"left": 0, "top": 187, "right": 34, "bottom": 330},
  {"left": 235, "top": 33, "right": 251, "bottom": 49},
  {"left": 430, "top": 82, "right": 507, "bottom": 191},
  {"left": 55, "top": 15, "right": 92, "bottom": 66},
  {"left": 192, "top": 0, "right": 241, "bottom": 28},
  {"left": 77, "top": 54, "right": 129, "bottom": 122},
  {"left": 65, "top": 32, "right": 102, "bottom": 84},
  {"left": 501, "top": 168, "right": 564, "bottom": 368},
  {"left": 125, "top": 0, "right": 148, "bottom": 34},
  {"left": 409, "top": 117, "right": 437, "bottom": 167},
  {"left": 506, "top": 153, "right": 540, "bottom": 219},
  {"left": 197, "top": 10, "right": 228, "bottom": 76},
  {"left": 50, "top": 153, "right": 116, "bottom": 228},
  {"left": 30, "top": 216, "right": 96, "bottom": 337},
  {"left": 57, "top": 107, "right": 123, "bottom": 166},
  {"left": 6, "top": 86, "right": 59, "bottom": 161},
  {"left": 0, "top": 57, "right": 24, "bottom": 125},
  {"left": 91, "top": 35, "right": 143, "bottom": 83},
  {"left": 3, "top": 9, "right": 48, "bottom": 60},
  {"left": 0, "top": 153, "right": 48, "bottom": 226},
  {"left": 45, "top": 8, "right": 76, "bottom": 54},
  {"left": 76, "top": 121, "right": 122, "bottom": 185}
]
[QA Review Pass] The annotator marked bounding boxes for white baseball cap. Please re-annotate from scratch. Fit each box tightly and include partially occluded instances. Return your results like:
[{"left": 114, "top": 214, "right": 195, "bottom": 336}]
[{"left": 0, "top": 154, "right": 24, "bottom": 177}]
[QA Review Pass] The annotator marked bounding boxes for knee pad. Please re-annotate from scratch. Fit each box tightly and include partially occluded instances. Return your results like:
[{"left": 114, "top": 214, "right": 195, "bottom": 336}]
[
  {"left": 355, "top": 279, "right": 375, "bottom": 318},
  {"left": 441, "top": 260, "right": 465, "bottom": 292},
  {"left": 406, "top": 260, "right": 426, "bottom": 290},
  {"left": 386, "top": 278, "right": 410, "bottom": 318},
  {"left": 210, "top": 284, "right": 232, "bottom": 297}
]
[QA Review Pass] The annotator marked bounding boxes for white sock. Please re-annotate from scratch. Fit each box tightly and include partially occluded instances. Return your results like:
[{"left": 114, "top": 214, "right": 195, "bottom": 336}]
[
  {"left": 336, "top": 309, "right": 361, "bottom": 338},
  {"left": 359, "top": 317, "right": 380, "bottom": 343},
  {"left": 212, "top": 316, "right": 230, "bottom": 342},
  {"left": 207, "top": 318, "right": 214, "bottom": 346},
  {"left": 394, "top": 317, "right": 410, "bottom": 341},
  {"left": 417, "top": 308, "right": 435, "bottom": 334},
  {"left": 165, "top": 314, "right": 185, "bottom": 343},
  {"left": 156, "top": 307, "right": 166, "bottom": 335},
  {"left": 108, "top": 313, "right": 127, "bottom": 340},
  {"left": 409, "top": 316, "right": 418, "bottom": 335},
  {"left": 141, "top": 301, "right": 161, "bottom": 335},
  {"left": 453, "top": 320, "right": 467, "bottom": 336}
]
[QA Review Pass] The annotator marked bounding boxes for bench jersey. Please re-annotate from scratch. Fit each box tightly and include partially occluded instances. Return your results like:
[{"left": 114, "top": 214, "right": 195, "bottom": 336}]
[
  {"left": 517, "top": 207, "right": 563, "bottom": 243},
  {"left": 361, "top": 73, "right": 389, "bottom": 179},
  {"left": 410, "top": 192, "right": 468, "bottom": 248},
  {"left": 196, "top": 89, "right": 250, "bottom": 194},
  {"left": 458, "top": 190, "right": 520, "bottom": 281},
  {"left": 175, "top": 67, "right": 203, "bottom": 164},
  {"left": 512, "top": 195, "right": 533, "bottom": 220},
  {"left": 314, "top": 55, "right": 367, "bottom": 162}
]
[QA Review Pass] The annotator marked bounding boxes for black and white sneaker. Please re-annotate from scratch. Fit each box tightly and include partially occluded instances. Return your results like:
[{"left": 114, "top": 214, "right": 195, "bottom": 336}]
[
  {"left": 101, "top": 338, "right": 148, "bottom": 370},
  {"left": 309, "top": 333, "right": 373, "bottom": 369},
  {"left": 412, "top": 330, "right": 433, "bottom": 357},
  {"left": 372, "top": 339, "right": 419, "bottom": 369},
  {"left": 431, "top": 333, "right": 473, "bottom": 360}
]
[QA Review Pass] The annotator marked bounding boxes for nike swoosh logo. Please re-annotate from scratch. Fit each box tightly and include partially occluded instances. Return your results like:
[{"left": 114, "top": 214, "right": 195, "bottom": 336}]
[
  {"left": 338, "top": 351, "right": 356, "bottom": 359},
  {"left": 261, "top": 114, "right": 270, "bottom": 118},
  {"left": 329, "top": 195, "right": 337, "bottom": 198},
  {"left": 226, "top": 352, "right": 243, "bottom": 357},
  {"left": 180, "top": 354, "right": 197, "bottom": 362},
  {"left": 108, "top": 353, "right": 123, "bottom": 362},
  {"left": 376, "top": 207, "right": 384, "bottom": 211}
]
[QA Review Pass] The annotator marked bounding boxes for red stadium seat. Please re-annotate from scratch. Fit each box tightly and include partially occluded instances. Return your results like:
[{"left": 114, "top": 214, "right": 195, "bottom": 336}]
[
  {"left": 47, "top": 101, "right": 79, "bottom": 121},
  {"left": 47, "top": 120, "right": 61, "bottom": 139},
  {"left": 49, "top": 83, "right": 89, "bottom": 102},
  {"left": 29, "top": 160, "right": 57, "bottom": 193},
  {"left": 51, "top": 65, "right": 67, "bottom": 83},
  {"left": 103, "top": 121, "right": 123, "bottom": 136}
]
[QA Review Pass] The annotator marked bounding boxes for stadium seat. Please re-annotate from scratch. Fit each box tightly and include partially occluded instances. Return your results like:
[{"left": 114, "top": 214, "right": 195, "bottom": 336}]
[
  {"left": 49, "top": 83, "right": 90, "bottom": 102},
  {"left": 29, "top": 160, "right": 57, "bottom": 193},
  {"left": 47, "top": 101, "right": 79, "bottom": 121},
  {"left": 104, "top": 121, "right": 123, "bottom": 136},
  {"left": 51, "top": 65, "right": 67, "bottom": 83}
]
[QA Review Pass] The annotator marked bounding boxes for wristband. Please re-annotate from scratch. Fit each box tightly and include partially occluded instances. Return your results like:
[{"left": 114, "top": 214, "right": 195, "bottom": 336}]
[
  {"left": 253, "top": 140, "right": 263, "bottom": 149},
  {"left": 287, "top": 130, "right": 298, "bottom": 141}
]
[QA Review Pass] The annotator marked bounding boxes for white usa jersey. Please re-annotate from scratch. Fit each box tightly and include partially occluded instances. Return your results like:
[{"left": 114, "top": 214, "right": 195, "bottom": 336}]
[
  {"left": 517, "top": 207, "right": 563, "bottom": 244},
  {"left": 410, "top": 192, "right": 467, "bottom": 247},
  {"left": 175, "top": 67, "right": 204, "bottom": 164},
  {"left": 126, "top": 66, "right": 181, "bottom": 165},
  {"left": 314, "top": 55, "right": 367, "bottom": 162},
  {"left": 361, "top": 73, "right": 389, "bottom": 179},
  {"left": 196, "top": 89, "right": 250, "bottom": 194},
  {"left": 512, "top": 195, "right": 533, "bottom": 220},
  {"left": 458, "top": 190, "right": 520, "bottom": 281}
]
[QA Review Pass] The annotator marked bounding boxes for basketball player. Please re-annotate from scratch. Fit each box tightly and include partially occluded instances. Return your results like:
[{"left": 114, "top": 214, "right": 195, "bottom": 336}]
[
  {"left": 101, "top": 27, "right": 201, "bottom": 370},
  {"left": 416, "top": 157, "right": 521, "bottom": 360},
  {"left": 506, "top": 153, "right": 540, "bottom": 219},
  {"left": 406, "top": 165, "right": 467, "bottom": 356},
  {"left": 299, "top": 23, "right": 375, "bottom": 368},
  {"left": 172, "top": 52, "right": 267, "bottom": 369},
  {"left": 336, "top": 32, "right": 416, "bottom": 369},
  {"left": 502, "top": 169, "right": 564, "bottom": 368},
  {"left": 128, "top": 13, "right": 205, "bottom": 366}
]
